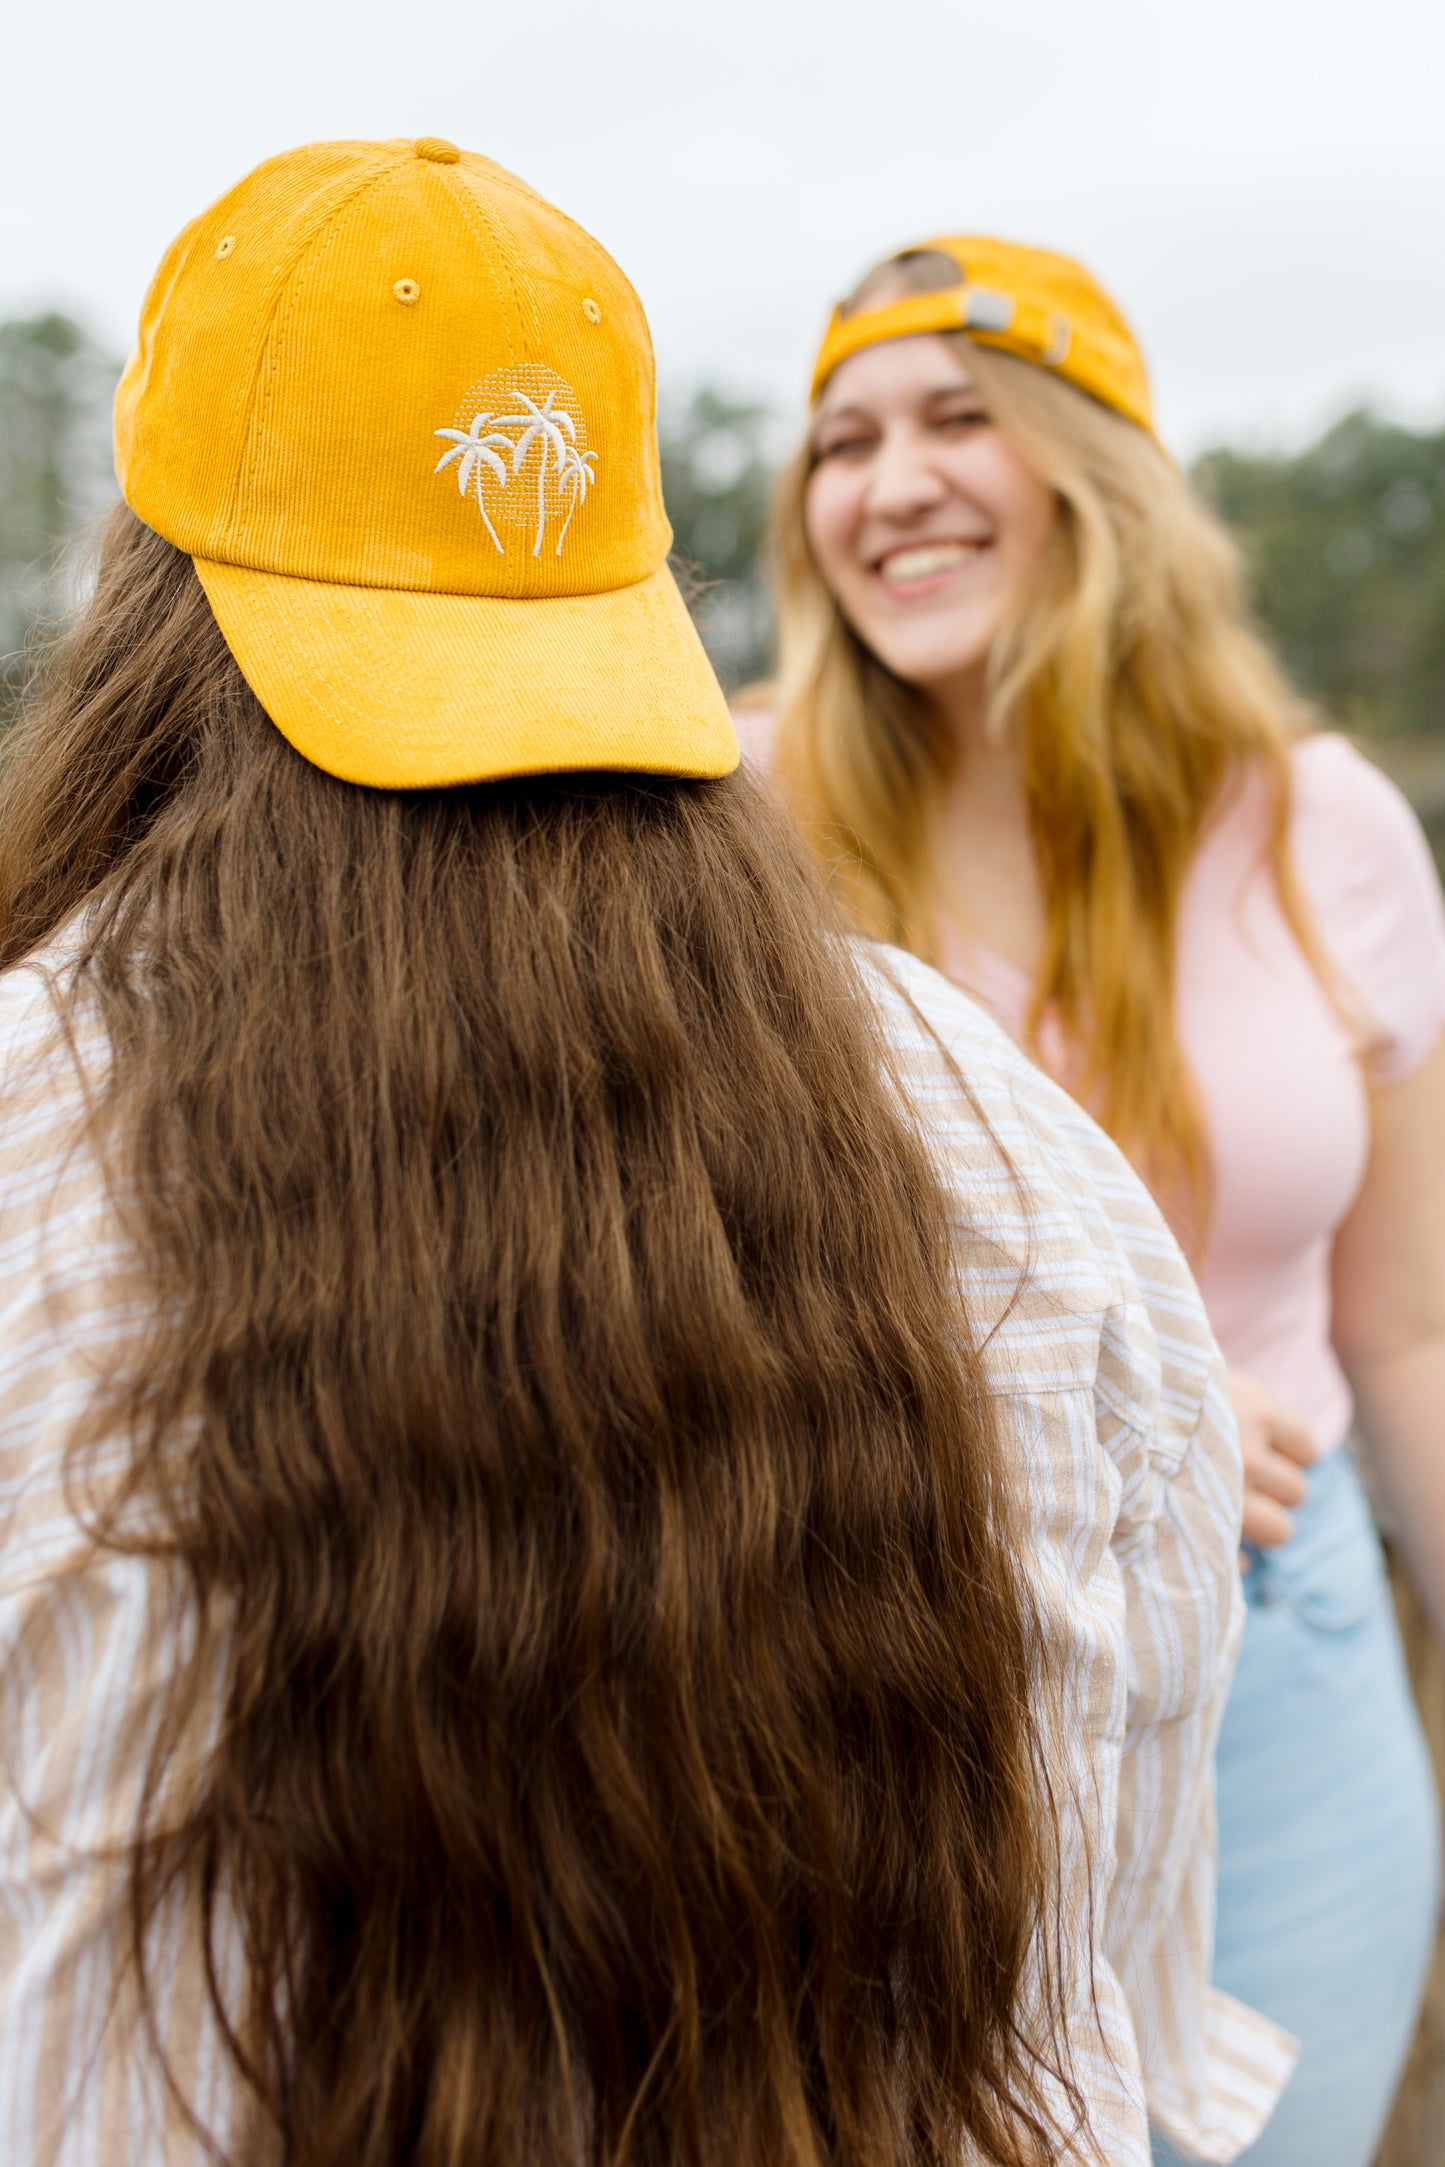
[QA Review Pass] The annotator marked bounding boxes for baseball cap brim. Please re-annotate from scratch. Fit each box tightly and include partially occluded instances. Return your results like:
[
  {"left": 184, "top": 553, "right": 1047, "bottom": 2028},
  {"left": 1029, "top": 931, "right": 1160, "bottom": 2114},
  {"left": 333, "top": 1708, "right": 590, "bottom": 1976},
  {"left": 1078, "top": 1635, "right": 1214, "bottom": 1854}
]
[{"left": 193, "top": 558, "right": 740, "bottom": 790}]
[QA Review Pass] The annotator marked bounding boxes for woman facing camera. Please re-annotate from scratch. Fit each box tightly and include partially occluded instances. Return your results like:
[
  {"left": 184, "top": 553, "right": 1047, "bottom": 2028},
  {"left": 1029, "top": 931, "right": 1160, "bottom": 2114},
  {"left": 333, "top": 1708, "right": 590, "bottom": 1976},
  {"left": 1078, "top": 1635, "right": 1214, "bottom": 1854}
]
[{"left": 761, "top": 236, "right": 1445, "bottom": 2165}]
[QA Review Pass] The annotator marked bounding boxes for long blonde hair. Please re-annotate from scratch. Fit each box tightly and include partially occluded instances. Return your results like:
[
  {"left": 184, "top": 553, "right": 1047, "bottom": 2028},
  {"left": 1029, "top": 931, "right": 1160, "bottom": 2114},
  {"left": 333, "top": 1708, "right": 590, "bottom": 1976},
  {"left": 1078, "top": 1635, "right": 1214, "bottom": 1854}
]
[{"left": 771, "top": 254, "right": 1317, "bottom": 1224}]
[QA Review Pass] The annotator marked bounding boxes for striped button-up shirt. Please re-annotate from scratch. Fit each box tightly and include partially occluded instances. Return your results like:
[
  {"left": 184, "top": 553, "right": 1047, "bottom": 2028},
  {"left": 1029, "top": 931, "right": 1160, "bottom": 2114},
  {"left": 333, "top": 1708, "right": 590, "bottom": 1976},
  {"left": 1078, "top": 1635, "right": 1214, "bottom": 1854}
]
[
  {"left": 867, "top": 944, "right": 1295, "bottom": 2161},
  {"left": 0, "top": 936, "right": 1293, "bottom": 2163}
]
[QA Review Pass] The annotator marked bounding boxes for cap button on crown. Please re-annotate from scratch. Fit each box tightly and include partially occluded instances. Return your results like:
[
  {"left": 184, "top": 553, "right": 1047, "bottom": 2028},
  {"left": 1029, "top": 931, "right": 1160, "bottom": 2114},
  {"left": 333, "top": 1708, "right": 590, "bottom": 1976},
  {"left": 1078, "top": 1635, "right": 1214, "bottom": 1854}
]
[{"left": 414, "top": 138, "right": 461, "bottom": 164}]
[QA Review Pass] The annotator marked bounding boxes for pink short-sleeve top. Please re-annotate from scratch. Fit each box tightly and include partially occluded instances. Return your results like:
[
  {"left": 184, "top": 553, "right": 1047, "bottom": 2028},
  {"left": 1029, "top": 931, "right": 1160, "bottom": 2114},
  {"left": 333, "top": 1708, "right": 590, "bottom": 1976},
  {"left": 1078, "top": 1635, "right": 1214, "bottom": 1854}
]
[{"left": 934, "top": 735, "right": 1445, "bottom": 1457}]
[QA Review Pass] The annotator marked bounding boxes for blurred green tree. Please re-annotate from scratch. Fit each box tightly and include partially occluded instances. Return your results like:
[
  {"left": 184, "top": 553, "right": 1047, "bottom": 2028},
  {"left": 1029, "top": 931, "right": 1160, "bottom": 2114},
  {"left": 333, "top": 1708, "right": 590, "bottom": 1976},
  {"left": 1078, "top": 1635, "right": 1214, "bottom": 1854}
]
[
  {"left": 658, "top": 387, "right": 775, "bottom": 691},
  {"left": 0, "top": 312, "right": 119, "bottom": 709},
  {"left": 1196, "top": 411, "right": 1445, "bottom": 741}
]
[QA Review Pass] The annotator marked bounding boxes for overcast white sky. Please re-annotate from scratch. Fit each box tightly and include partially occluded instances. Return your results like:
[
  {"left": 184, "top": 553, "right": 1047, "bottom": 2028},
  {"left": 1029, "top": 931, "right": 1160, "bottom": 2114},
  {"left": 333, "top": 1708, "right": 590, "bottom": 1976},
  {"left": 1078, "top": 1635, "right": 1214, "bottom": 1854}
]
[{"left": 3, "top": 0, "right": 1442, "bottom": 456}]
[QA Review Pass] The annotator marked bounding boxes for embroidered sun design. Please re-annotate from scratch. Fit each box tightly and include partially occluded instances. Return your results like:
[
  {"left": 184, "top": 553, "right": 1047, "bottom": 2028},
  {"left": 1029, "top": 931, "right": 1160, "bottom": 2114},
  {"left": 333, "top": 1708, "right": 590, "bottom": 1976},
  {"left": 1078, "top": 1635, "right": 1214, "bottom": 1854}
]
[{"left": 433, "top": 366, "right": 598, "bottom": 557}]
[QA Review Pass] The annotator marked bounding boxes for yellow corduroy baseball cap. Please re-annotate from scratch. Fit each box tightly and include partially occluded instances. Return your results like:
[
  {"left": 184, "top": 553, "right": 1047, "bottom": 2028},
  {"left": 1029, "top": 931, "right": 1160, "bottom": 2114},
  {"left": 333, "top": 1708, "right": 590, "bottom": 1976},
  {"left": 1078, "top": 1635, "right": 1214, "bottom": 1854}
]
[
  {"left": 115, "top": 136, "right": 738, "bottom": 789},
  {"left": 809, "top": 235, "right": 1154, "bottom": 435}
]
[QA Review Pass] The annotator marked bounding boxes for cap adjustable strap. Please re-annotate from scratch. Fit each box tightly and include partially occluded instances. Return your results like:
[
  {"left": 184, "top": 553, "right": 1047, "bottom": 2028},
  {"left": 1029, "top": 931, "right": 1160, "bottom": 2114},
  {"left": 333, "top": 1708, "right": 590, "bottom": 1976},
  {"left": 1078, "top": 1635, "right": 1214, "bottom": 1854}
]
[{"left": 809, "top": 284, "right": 1078, "bottom": 404}]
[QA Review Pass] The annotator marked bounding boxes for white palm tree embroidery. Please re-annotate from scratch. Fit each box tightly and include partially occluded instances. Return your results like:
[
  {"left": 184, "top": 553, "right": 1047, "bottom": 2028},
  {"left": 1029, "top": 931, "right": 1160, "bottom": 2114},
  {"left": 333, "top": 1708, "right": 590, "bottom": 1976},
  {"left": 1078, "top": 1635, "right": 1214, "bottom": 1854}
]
[
  {"left": 500, "top": 390, "right": 580, "bottom": 557},
  {"left": 432, "top": 372, "right": 598, "bottom": 557},
  {"left": 552, "top": 438, "right": 598, "bottom": 553},
  {"left": 433, "top": 413, "right": 516, "bottom": 552}
]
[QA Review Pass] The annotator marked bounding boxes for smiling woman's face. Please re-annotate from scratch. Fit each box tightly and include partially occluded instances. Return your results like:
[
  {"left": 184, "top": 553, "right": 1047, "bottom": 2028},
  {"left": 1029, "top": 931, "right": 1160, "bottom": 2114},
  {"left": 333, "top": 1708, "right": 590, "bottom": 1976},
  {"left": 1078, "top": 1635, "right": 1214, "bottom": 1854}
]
[{"left": 804, "top": 334, "right": 1058, "bottom": 701}]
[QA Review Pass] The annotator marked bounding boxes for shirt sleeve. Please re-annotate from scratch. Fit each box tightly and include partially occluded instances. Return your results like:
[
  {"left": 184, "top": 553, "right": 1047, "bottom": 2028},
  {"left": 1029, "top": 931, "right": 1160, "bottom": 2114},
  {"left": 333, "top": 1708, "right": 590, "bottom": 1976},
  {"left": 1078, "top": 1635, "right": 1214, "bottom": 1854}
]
[
  {"left": 729, "top": 698, "right": 779, "bottom": 776},
  {"left": 0, "top": 972, "right": 239, "bottom": 2164},
  {"left": 867, "top": 944, "right": 1297, "bottom": 2163},
  {"left": 1292, "top": 734, "right": 1445, "bottom": 1087},
  {"left": 1036, "top": 1087, "right": 1300, "bottom": 2158},
  {"left": 867, "top": 951, "right": 1149, "bottom": 2161}
]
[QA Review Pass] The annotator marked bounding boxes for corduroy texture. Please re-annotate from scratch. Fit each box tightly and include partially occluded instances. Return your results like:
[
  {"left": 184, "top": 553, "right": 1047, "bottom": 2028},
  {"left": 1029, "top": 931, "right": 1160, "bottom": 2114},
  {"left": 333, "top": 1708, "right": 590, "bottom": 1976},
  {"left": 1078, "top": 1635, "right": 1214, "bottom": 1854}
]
[
  {"left": 809, "top": 235, "right": 1154, "bottom": 432},
  {"left": 195, "top": 559, "right": 736, "bottom": 788},
  {"left": 114, "top": 136, "right": 738, "bottom": 786}
]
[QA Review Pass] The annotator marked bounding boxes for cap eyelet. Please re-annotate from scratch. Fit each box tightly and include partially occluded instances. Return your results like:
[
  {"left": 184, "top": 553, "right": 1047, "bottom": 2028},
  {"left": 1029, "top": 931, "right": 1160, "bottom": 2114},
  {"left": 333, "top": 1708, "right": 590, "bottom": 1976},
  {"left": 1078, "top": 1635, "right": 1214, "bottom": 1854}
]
[
  {"left": 214, "top": 235, "right": 236, "bottom": 261},
  {"left": 581, "top": 297, "right": 602, "bottom": 325},
  {"left": 393, "top": 279, "right": 421, "bottom": 306}
]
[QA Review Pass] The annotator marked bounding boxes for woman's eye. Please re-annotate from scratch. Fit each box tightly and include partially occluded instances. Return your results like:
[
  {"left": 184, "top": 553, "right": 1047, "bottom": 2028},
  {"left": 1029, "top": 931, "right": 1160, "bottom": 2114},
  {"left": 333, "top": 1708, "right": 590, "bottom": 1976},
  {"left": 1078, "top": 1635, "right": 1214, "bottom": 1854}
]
[
  {"left": 814, "top": 434, "right": 873, "bottom": 461},
  {"left": 936, "top": 408, "right": 988, "bottom": 433}
]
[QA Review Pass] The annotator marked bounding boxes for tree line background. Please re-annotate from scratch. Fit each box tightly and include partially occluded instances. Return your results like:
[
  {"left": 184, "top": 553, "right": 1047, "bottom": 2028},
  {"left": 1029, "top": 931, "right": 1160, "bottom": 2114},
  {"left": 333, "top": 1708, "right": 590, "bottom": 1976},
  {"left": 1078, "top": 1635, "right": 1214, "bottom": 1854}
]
[{"left": 4, "top": 311, "right": 1445, "bottom": 864}]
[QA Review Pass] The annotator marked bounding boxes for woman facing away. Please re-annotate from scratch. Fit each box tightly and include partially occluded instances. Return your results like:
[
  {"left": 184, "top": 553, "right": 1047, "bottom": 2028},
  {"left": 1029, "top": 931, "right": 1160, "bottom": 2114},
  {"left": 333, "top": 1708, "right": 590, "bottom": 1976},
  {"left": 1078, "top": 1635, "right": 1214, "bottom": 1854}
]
[
  {"left": 0, "top": 138, "right": 1269, "bottom": 2167},
  {"left": 758, "top": 234, "right": 1445, "bottom": 2166}
]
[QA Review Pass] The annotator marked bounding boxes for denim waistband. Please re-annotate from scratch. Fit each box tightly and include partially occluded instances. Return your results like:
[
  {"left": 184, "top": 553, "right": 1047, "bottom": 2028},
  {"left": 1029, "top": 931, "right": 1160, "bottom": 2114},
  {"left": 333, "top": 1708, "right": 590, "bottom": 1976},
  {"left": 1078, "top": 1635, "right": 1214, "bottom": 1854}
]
[{"left": 1242, "top": 1443, "right": 1386, "bottom": 1631}]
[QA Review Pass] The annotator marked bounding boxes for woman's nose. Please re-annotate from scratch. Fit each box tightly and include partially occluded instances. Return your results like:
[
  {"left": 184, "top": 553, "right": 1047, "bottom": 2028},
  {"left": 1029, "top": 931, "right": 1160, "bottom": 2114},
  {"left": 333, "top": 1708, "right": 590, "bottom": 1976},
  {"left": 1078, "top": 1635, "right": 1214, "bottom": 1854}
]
[{"left": 863, "top": 427, "right": 950, "bottom": 521}]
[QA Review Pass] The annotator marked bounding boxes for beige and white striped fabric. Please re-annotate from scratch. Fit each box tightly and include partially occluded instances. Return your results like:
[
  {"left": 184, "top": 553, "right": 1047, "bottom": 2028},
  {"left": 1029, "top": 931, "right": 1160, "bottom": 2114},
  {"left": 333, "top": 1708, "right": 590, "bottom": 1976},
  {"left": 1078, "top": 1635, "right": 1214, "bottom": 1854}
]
[
  {"left": 863, "top": 944, "right": 1296, "bottom": 2162},
  {"left": 0, "top": 935, "right": 1294, "bottom": 2163}
]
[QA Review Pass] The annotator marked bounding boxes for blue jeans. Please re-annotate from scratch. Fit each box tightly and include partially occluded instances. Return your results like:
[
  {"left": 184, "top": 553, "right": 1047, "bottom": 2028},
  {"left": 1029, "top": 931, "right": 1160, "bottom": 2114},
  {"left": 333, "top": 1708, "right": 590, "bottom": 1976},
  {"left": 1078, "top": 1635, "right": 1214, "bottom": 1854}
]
[{"left": 1154, "top": 1447, "right": 1440, "bottom": 2165}]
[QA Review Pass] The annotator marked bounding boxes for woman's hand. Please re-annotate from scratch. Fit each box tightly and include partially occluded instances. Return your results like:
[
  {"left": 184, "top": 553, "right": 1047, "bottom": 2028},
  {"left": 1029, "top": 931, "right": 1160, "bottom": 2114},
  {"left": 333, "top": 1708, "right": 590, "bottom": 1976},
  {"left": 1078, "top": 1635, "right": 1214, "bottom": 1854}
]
[{"left": 1229, "top": 1366, "right": 1313, "bottom": 1549}]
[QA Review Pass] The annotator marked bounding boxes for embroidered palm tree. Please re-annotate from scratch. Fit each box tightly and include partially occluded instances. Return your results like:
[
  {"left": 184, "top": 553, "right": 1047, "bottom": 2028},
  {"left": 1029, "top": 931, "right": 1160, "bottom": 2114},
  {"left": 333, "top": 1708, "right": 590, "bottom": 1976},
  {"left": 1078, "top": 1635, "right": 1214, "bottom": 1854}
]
[
  {"left": 434, "top": 375, "right": 598, "bottom": 556},
  {"left": 433, "top": 413, "right": 515, "bottom": 551},
  {"left": 552, "top": 439, "right": 598, "bottom": 553},
  {"left": 498, "top": 390, "right": 582, "bottom": 557}
]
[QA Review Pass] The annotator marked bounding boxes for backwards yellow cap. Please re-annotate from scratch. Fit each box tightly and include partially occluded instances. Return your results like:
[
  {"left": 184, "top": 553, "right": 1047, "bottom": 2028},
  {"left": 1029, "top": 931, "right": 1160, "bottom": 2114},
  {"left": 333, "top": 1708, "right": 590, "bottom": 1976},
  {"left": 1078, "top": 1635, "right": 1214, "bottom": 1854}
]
[
  {"left": 809, "top": 235, "right": 1153, "bottom": 435},
  {"left": 115, "top": 137, "right": 738, "bottom": 790}
]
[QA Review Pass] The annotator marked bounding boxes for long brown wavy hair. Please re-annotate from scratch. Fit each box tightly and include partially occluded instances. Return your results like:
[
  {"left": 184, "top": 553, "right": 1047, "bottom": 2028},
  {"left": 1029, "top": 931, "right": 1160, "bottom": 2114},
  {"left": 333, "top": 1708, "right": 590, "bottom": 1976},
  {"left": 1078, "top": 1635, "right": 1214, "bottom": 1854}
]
[
  {"left": 1, "top": 506, "right": 1074, "bottom": 2167},
  {"left": 771, "top": 248, "right": 1320, "bottom": 1230}
]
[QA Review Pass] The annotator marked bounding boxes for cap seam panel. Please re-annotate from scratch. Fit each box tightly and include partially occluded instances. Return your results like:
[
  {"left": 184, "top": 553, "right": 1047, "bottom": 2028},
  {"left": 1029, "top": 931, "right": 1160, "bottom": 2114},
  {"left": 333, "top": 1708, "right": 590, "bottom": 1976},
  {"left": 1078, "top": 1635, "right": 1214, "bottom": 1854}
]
[
  {"left": 215, "top": 153, "right": 412, "bottom": 552},
  {"left": 422, "top": 164, "right": 516, "bottom": 360},
  {"left": 455, "top": 159, "right": 544, "bottom": 205},
  {"left": 439, "top": 168, "right": 542, "bottom": 355},
  {"left": 201, "top": 153, "right": 403, "bottom": 538},
  {"left": 491, "top": 181, "right": 638, "bottom": 290},
  {"left": 416, "top": 164, "right": 519, "bottom": 370}
]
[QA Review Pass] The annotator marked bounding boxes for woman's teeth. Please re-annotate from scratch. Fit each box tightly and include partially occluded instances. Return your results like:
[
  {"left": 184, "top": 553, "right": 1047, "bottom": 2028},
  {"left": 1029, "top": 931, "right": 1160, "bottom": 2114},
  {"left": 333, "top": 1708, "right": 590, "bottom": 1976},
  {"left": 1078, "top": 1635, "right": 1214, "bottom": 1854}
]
[{"left": 878, "top": 542, "right": 983, "bottom": 581}]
